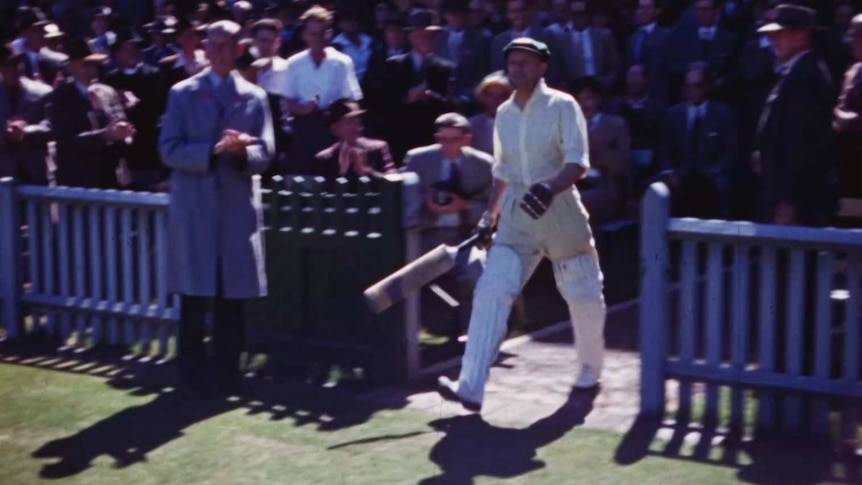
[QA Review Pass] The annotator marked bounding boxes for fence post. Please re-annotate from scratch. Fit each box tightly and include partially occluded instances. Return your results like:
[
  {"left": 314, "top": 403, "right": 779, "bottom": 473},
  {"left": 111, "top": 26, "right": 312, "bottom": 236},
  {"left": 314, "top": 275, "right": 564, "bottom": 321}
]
[
  {"left": 639, "top": 182, "right": 670, "bottom": 417},
  {"left": 0, "top": 178, "right": 21, "bottom": 338}
]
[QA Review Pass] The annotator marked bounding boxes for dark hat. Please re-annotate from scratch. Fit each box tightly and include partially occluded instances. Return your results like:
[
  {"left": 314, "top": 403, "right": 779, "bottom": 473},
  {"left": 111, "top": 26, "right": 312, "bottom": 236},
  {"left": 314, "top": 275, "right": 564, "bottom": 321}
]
[
  {"left": 405, "top": 10, "right": 442, "bottom": 31},
  {"left": 382, "top": 13, "right": 407, "bottom": 30},
  {"left": 17, "top": 6, "right": 49, "bottom": 30},
  {"left": 0, "top": 43, "right": 24, "bottom": 66},
  {"left": 325, "top": 98, "right": 366, "bottom": 125},
  {"left": 43, "top": 23, "right": 65, "bottom": 40},
  {"left": 503, "top": 37, "right": 551, "bottom": 62},
  {"left": 65, "top": 38, "right": 108, "bottom": 63},
  {"left": 758, "top": 4, "right": 817, "bottom": 33},
  {"left": 440, "top": 0, "right": 470, "bottom": 14},
  {"left": 112, "top": 27, "right": 145, "bottom": 50}
]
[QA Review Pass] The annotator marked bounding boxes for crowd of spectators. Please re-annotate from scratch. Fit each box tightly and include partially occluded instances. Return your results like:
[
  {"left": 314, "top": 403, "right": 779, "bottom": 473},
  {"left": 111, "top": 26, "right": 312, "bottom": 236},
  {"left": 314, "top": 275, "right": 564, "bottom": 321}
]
[{"left": 1, "top": 0, "right": 860, "bottom": 228}]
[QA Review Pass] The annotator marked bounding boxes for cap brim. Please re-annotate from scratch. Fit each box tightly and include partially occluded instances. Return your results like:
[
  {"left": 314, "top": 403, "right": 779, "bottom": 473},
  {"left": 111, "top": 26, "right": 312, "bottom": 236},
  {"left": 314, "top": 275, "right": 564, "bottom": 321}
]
[
  {"left": 83, "top": 53, "right": 109, "bottom": 63},
  {"left": 757, "top": 23, "right": 785, "bottom": 33},
  {"left": 504, "top": 46, "right": 549, "bottom": 61},
  {"left": 44, "top": 33, "right": 65, "bottom": 39},
  {"left": 405, "top": 26, "right": 443, "bottom": 31}
]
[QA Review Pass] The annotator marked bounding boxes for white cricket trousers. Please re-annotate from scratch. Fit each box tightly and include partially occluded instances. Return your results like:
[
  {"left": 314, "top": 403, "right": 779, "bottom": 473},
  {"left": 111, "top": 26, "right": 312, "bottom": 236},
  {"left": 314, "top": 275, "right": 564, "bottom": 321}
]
[{"left": 455, "top": 187, "right": 607, "bottom": 405}]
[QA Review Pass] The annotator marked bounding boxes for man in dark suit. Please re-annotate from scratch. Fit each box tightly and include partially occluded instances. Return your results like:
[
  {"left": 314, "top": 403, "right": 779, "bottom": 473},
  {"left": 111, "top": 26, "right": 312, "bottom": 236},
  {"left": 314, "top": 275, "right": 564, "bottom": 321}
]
[
  {"left": 436, "top": 0, "right": 492, "bottom": 102},
  {"left": 492, "top": 0, "right": 565, "bottom": 88},
  {"left": 50, "top": 38, "right": 135, "bottom": 189},
  {"left": 402, "top": 113, "right": 492, "bottom": 341},
  {"left": 0, "top": 43, "right": 53, "bottom": 185},
  {"left": 383, "top": 10, "right": 455, "bottom": 162},
  {"left": 556, "top": 1, "right": 621, "bottom": 92},
  {"left": 104, "top": 28, "right": 168, "bottom": 191},
  {"left": 667, "top": 0, "right": 738, "bottom": 105},
  {"left": 158, "top": 18, "right": 209, "bottom": 91},
  {"left": 15, "top": 6, "right": 69, "bottom": 84},
  {"left": 315, "top": 98, "right": 397, "bottom": 187},
  {"left": 834, "top": 13, "right": 862, "bottom": 198},
  {"left": 660, "top": 66, "right": 737, "bottom": 219},
  {"left": 142, "top": 18, "right": 178, "bottom": 67},
  {"left": 754, "top": 4, "right": 837, "bottom": 226},
  {"left": 627, "top": 0, "right": 672, "bottom": 102},
  {"left": 361, "top": 13, "right": 409, "bottom": 137}
]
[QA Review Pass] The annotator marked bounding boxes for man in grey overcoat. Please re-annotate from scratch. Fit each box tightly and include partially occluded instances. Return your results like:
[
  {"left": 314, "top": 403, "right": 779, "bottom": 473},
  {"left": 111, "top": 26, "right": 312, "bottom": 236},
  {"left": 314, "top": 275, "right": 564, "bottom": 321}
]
[{"left": 158, "top": 20, "right": 275, "bottom": 398}]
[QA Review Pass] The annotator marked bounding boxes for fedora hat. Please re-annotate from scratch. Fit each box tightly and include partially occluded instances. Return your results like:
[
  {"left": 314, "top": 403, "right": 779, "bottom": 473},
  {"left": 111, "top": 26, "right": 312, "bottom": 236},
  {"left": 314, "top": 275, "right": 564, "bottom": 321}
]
[
  {"left": 758, "top": 4, "right": 817, "bottom": 33},
  {"left": 405, "top": 10, "right": 442, "bottom": 31},
  {"left": 65, "top": 38, "right": 108, "bottom": 63},
  {"left": 17, "top": 6, "right": 49, "bottom": 31},
  {"left": 325, "top": 98, "right": 366, "bottom": 125},
  {"left": 43, "top": 23, "right": 66, "bottom": 40}
]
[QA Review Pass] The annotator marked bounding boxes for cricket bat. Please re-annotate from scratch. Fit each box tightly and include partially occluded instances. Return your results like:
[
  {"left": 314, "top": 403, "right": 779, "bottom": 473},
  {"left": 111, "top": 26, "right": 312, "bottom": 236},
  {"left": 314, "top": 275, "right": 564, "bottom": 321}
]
[{"left": 363, "top": 234, "right": 480, "bottom": 314}]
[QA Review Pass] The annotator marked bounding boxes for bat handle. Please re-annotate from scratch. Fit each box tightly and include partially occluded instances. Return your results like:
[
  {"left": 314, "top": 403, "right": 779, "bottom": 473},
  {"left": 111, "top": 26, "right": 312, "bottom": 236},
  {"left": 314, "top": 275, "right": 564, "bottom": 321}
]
[{"left": 457, "top": 233, "right": 481, "bottom": 252}]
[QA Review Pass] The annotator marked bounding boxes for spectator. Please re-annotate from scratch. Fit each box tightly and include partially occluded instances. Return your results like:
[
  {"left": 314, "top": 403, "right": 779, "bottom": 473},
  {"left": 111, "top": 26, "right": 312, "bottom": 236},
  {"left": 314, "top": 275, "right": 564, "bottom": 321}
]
[
  {"left": 627, "top": 0, "right": 672, "bottom": 103},
  {"left": 142, "top": 18, "right": 177, "bottom": 66},
  {"left": 50, "top": 38, "right": 135, "bottom": 189},
  {"left": 660, "top": 66, "right": 736, "bottom": 219},
  {"left": 158, "top": 20, "right": 274, "bottom": 399},
  {"left": 469, "top": 71, "right": 512, "bottom": 155},
  {"left": 249, "top": 18, "right": 289, "bottom": 98},
  {"left": 331, "top": 8, "right": 375, "bottom": 82},
  {"left": 43, "top": 23, "right": 67, "bottom": 57},
  {"left": 572, "top": 77, "right": 632, "bottom": 224},
  {"left": 608, "top": 64, "right": 665, "bottom": 186},
  {"left": 667, "top": 0, "right": 738, "bottom": 104},
  {"left": 382, "top": 10, "right": 455, "bottom": 162},
  {"left": 0, "top": 43, "right": 53, "bottom": 185},
  {"left": 314, "top": 98, "right": 396, "bottom": 187},
  {"left": 559, "top": 1, "right": 621, "bottom": 92},
  {"left": 545, "top": 0, "right": 571, "bottom": 37},
  {"left": 15, "top": 7, "right": 68, "bottom": 83},
  {"left": 491, "top": 0, "right": 565, "bottom": 88},
  {"left": 88, "top": 6, "right": 116, "bottom": 55},
  {"left": 834, "top": 12, "right": 862, "bottom": 198},
  {"left": 436, "top": 0, "right": 491, "bottom": 101},
  {"left": 277, "top": 2, "right": 305, "bottom": 58},
  {"left": 159, "top": 18, "right": 209, "bottom": 89},
  {"left": 753, "top": 4, "right": 837, "bottom": 226},
  {"left": 403, "top": 112, "right": 492, "bottom": 341},
  {"left": 103, "top": 27, "right": 167, "bottom": 191},
  {"left": 283, "top": 5, "right": 363, "bottom": 175}
]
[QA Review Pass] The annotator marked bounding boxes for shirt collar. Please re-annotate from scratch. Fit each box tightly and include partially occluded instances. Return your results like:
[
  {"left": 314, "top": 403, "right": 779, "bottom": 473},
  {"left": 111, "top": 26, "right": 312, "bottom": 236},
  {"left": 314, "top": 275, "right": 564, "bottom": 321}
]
[
  {"left": 122, "top": 63, "right": 142, "bottom": 75},
  {"left": 75, "top": 81, "right": 89, "bottom": 98},
  {"left": 208, "top": 69, "right": 231, "bottom": 89},
  {"left": 518, "top": 78, "right": 549, "bottom": 111},
  {"left": 642, "top": 22, "right": 656, "bottom": 34}
]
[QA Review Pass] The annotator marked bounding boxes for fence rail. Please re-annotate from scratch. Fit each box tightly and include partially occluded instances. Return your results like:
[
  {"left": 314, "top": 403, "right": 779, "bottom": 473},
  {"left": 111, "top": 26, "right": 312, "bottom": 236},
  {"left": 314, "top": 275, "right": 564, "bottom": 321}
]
[{"left": 640, "top": 182, "right": 862, "bottom": 440}]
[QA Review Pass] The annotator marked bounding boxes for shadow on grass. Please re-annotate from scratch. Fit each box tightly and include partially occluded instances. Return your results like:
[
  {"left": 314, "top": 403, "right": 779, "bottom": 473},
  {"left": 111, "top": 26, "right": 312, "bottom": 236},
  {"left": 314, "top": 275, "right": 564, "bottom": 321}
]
[
  {"left": 0, "top": 338, "right": 409, "bottom": 480},
  {"left": 417, "top": 386, "right": 599, "bottom": 485},
  {"left": 615, "top": 415, "right": 862, "bottom": 485}
]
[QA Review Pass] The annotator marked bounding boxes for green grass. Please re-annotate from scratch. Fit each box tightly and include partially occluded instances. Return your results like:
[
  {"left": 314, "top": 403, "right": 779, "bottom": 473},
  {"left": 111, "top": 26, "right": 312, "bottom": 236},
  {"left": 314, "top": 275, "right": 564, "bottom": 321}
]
[{"left": 0, "top": 364, "right": 810, "bottom": 485}]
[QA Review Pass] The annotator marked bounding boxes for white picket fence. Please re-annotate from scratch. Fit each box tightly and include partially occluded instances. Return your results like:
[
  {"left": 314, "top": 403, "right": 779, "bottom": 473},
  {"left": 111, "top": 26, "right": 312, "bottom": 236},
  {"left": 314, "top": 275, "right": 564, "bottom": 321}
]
[
  {"left": 0, "top": 178, "right": 178, "bottom": 355},
  {"left": 640, "top": 183, "right": 862, "bottom": 439}
]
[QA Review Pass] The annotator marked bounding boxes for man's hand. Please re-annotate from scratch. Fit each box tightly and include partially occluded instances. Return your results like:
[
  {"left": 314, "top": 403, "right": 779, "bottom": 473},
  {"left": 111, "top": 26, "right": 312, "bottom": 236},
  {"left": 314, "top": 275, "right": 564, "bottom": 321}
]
[
  {"left": 216, "top": 129, "right": 257, "bottom": 155},
  {"left": 473, "top": 211, "right": 497, "bottom": 250},
  {"left": 103, "top": 119, "right": 136, "bottom": 142},
  {"left": 519, "top": 183, "right": 554, "bottom": 219},
  {"left": 5, "top": 120, "right": 26, "bottom": 144},
  {"left": 407, "top": 83, "right": 429, "bottom": 103},
  {"left": 773, "top": 202, "right": 797, "bottom": 225}
]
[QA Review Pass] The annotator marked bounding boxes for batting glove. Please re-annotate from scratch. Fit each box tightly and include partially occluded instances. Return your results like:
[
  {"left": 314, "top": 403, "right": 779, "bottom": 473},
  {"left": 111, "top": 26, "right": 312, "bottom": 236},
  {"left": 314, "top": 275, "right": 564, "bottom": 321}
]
[
  {"left": 519, "top": 183, "right": 554, "bottom": 219},
  {"left": 473, "top": 211, "right": 497, "bottom": 250}
]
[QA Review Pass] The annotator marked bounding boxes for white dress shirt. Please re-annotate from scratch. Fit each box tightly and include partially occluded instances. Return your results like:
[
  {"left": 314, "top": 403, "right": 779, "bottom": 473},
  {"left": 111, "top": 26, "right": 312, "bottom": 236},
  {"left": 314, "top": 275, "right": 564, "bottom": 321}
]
[
  {"left": 256, "top": 56, "right": 290, "bottom": 98},
  {"left": 492, "top": 79, "right": 590, "bottom": 186},
  {"left": 687, "top": 101, "right": 708, "bottom": 130},
  {"left": 174, "top": 50, "right": 208, "bottom": 75},
  {"left": 283, "top": 47, "right": 363, "bottom": 108}
]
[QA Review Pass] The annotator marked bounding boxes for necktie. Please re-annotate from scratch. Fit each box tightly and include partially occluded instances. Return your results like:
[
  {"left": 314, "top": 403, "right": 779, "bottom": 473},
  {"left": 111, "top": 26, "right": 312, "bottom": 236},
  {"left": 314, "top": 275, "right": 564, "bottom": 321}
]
[
  {"left": 633, "top": 29, "right": 647, "bottom": 64},
  {"left": 447, "top": 159, "right": 462, "bottom": 192},
  {"left": 691, "top": 112, "right": 703, "bottom": 162}
]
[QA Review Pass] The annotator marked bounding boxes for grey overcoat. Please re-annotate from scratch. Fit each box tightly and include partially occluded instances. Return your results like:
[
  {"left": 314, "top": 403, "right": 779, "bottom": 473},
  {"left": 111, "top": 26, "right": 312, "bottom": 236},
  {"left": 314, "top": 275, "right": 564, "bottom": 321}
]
[{"left": 158, "top": 69, "right": 274, "bottom": 298}]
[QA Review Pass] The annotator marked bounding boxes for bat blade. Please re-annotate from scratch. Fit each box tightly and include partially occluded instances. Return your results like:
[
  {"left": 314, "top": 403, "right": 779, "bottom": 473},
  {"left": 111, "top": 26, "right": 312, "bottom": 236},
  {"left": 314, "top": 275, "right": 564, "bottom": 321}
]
[{"left": 363, "top": 244, "right": 458, "bottom": 314}]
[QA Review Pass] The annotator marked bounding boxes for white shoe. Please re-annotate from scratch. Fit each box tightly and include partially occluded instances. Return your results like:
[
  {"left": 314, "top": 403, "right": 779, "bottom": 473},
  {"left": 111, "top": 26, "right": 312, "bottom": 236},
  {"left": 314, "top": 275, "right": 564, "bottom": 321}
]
[
  {"left": 574, "top": 365, "right": 600, "bottom": 389},
  {"left": 436, "top": 376, "right": 481, "bottom": 412}
]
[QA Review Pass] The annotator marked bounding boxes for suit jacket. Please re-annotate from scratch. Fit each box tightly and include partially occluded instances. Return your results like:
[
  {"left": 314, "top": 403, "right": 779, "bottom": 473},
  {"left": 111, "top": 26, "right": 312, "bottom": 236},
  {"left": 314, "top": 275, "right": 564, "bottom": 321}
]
[
  {"left": 626, "top": 25, "right": 672, "bottom": 101},
  {"left": 556, "top": 27, "right": 621, "bottom": 91},
  {"left": 104, "top": 64, "right": 168, "bottom": 182},
  {"left": 382, "top": 52, "right": 455, "bottom": 162},
  {"left": 756, "top": 52, "right": 837, "bottom": 224},
  {"left": 0, "top": 77, "right": 53, "bottom": 184},
  {"left": 402, "top": 144, "right": 493, "bottom": 232},
  {"left": 49, "top": 81, "right": 127, "bottom": 188},
  {"left": 491, "top": 27, "right": 566, "bottom": 88},
  {"left": 158, "top": 70, "right": 275, "bottom": 298},
  {"left": 436, "top": 28, "right": 492, "bottom": 100},
  {"left": 582, "top": 113, "right": 631, "bottom": 222},
  {"left": 739, "top": 38, "right": 776, "bottom": 156},
  {"left": 314, "top": 137, "right": 397, "bottom": 184},
  {"left": 667, "top": 27, "right": 737, "bottom": 103},
  {"left": 660, "top": 101, "right": 736, "bottom": 177}
]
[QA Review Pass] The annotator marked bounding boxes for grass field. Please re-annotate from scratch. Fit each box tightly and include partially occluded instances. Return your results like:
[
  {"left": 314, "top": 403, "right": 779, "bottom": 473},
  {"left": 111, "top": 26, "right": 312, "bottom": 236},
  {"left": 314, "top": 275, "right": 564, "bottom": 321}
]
[{"left": 0, "top": 362, "right": 767, "bottom": 485}]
